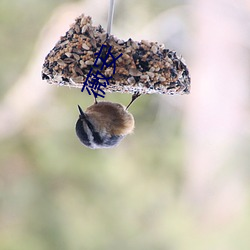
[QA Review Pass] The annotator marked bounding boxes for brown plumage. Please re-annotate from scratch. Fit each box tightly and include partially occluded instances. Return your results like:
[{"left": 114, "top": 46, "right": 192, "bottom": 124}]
[{"left": 85, "top": 101, "right": 134, "bottom": 135}]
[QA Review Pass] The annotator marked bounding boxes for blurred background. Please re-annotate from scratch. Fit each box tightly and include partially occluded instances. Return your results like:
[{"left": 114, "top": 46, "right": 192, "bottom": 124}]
[{"left": 1, "top": 0, "right": 250, "bottom": 249}]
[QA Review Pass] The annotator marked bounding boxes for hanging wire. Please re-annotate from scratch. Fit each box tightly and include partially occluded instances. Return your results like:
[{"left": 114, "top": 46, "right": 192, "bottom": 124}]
[{"left": 107, "top": 0, "right": 115, "bottom": 35}]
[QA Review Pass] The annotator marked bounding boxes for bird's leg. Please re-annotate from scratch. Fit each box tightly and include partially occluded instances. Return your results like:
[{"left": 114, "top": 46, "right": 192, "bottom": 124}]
[
  {"left": 126, "top": 91, "right": 141, "bottom": 110},
  {"left": 94, "top": 95, "right": 98, "bottom": 104}
]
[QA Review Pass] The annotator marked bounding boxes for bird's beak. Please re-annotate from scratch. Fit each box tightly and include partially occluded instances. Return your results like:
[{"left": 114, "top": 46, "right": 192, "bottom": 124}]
[{"left": 77, "top": 105, "right": 86, "bottom": 119}]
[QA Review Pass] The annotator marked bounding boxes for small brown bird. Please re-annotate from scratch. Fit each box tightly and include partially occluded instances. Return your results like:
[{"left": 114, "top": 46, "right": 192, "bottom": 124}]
[{"left": 76, "top": 101, "right": 135, "bottom": 149}]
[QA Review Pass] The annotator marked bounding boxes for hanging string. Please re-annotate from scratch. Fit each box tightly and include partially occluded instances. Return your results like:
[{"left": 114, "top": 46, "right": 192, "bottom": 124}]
[{"left": 107, "top": 0, "right": 115, "bottom": 35}]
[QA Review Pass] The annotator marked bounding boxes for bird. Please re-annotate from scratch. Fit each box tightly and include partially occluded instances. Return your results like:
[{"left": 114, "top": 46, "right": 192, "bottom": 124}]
[{"left": 75, "top": 93, "right": 140, "bottom": 149}]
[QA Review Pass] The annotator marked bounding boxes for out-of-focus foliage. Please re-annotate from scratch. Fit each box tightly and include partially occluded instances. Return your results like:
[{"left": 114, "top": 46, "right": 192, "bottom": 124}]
[
  {"left": 1, "top": 0, "right": 250, "bottom": 250},
  {"left": 0, "top": 0, "right": 71, "bottom": 98}
]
